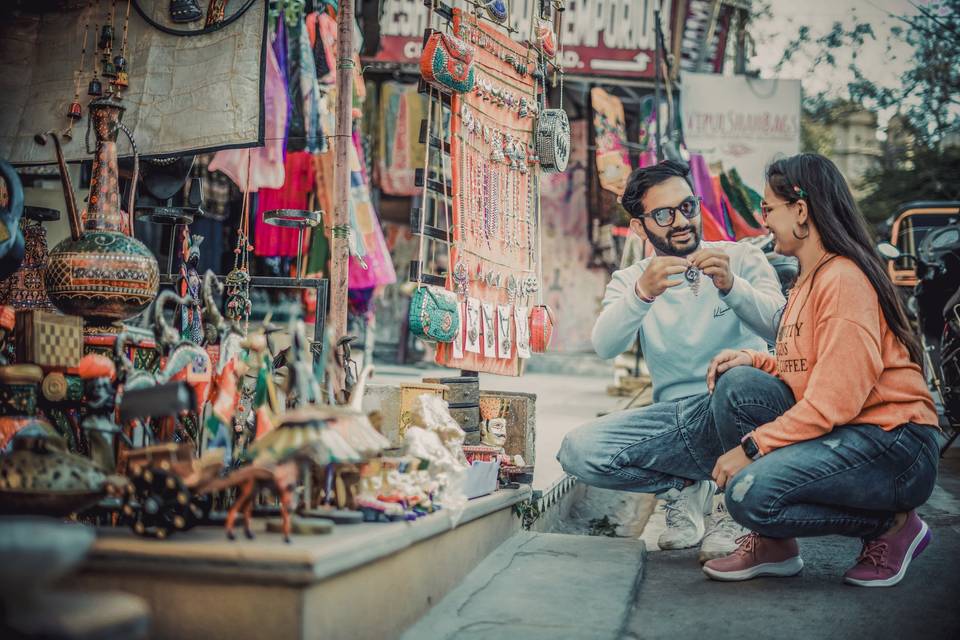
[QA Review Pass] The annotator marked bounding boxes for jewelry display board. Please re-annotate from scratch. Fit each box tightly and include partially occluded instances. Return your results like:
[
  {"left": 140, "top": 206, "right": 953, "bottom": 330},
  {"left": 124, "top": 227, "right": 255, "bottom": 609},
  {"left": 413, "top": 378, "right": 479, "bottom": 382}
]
[{"left": 434, "top": 8, "right": 542, "bottom": 376}]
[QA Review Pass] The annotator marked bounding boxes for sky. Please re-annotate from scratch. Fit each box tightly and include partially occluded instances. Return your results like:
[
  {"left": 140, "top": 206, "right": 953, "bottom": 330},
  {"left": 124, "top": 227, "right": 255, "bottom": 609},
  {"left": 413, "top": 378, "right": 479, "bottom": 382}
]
[{"left": 747, "top": 0, "right": 922, "bottom": 125}]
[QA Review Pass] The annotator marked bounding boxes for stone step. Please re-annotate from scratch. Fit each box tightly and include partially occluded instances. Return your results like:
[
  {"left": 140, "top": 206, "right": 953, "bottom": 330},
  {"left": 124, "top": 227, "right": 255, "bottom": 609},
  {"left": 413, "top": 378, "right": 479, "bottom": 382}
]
[{"left": 401, "top": 532, "right": 646, "bottom": 640}]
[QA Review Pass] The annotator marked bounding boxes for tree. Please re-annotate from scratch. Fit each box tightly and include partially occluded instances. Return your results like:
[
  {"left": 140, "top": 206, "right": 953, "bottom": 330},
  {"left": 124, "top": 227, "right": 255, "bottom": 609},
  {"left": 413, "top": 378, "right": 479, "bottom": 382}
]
[
  {"left": 765, "top": 0, "right": 960, "bottom": 221},
  {"left": 859, "top": 145, "right": 960, "bottom": 220},
  {"left": 777, "top": 1, "right": 959, "bottom": 147}
]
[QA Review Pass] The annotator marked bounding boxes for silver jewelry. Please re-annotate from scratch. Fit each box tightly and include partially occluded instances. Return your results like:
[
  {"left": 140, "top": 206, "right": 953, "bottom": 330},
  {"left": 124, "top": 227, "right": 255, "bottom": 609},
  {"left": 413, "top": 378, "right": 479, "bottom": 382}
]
[
  {"left": 454, "top": 261, "right": 469, "bottom": 297},
  {"left": 507, "top": 275, "right": 518, "bottom": 304},
  {"left": 685, "top": 266, "right": 702, "bottom": 296}
]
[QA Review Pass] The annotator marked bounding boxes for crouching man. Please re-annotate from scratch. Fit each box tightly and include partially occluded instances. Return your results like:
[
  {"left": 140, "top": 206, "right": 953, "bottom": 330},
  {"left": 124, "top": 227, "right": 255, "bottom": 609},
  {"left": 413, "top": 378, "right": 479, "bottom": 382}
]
[{"left": 558, "top": 160, "right": 784, "bottom": 561}]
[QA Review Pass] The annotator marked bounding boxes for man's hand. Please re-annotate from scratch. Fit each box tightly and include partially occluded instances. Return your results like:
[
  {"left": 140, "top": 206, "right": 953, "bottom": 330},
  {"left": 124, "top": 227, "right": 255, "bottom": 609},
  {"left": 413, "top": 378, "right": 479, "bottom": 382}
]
[
  {"left": 636, "top": 257, "right": 689, "bottom": 299},
  {"left": 689, "top": 248, "right": 734, "bottom": 294},
  {"left": 712, "top": 445, "right": 753, "bottom": 489},
  {"left": 706, "top": 348, "right": 753, "bottom": 393}
]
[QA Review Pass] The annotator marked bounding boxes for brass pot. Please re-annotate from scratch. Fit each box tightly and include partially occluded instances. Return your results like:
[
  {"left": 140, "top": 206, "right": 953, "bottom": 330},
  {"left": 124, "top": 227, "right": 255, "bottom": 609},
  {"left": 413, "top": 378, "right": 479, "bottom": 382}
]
[{"left": 38, "top": 97, "right": 158, "bottom": 322}]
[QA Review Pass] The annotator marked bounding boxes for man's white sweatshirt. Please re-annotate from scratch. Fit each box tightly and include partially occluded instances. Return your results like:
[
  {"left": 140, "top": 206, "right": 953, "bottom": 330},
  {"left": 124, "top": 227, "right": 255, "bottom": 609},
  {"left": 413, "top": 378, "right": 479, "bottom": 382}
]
[{"left": 593, "top": 241, "right": 785, "bottom": 403}]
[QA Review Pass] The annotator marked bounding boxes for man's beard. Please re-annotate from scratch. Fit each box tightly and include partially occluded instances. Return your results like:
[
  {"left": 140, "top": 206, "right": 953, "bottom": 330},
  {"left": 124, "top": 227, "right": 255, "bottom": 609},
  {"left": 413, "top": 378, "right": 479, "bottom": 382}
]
[{"left": 645, "top": 224, "right": 702, "bottom": 257}]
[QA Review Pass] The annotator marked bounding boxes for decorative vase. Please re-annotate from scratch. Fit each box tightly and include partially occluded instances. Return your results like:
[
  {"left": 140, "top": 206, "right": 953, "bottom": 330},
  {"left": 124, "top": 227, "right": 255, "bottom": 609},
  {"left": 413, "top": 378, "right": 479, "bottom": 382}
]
[
  {"left": 39, "top": 97, "right": 159, "bottom": 324},
  {"left": 0, "top": 209, "right": 58, "bottom": 310}
]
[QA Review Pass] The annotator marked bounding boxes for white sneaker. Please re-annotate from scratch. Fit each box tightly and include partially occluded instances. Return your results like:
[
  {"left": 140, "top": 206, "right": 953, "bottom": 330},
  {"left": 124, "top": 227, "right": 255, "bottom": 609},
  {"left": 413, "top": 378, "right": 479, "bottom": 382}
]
[
  {"left": 699, "top": 498, "right": 750, "bottom": 563},
  {"left": 657, "top": 480, "right": 716, "bottom": 550}
]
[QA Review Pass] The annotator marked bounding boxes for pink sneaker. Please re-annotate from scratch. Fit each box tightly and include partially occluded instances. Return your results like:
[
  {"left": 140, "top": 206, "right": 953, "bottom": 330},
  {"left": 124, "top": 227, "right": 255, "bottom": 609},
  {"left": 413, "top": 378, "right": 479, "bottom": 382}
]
[
  {"left": 702, "top": 532, "right": 804, "bottom": 581},
  {"left": 844, "top": 511, "right": 931, "bottom": 587}
]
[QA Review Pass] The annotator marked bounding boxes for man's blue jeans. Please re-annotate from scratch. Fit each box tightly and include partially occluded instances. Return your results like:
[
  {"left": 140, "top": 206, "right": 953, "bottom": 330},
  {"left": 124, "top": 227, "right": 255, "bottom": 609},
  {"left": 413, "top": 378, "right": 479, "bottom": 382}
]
[{"left": 557, "top": 366, "right": 940, "bottom": 538}]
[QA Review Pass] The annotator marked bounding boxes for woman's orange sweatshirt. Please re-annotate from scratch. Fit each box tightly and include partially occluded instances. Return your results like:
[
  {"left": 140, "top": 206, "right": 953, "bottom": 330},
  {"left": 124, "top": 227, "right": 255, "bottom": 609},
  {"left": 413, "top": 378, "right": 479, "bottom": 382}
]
[{"left": 745, "top": 255, "right": 938, "bottom": 455}]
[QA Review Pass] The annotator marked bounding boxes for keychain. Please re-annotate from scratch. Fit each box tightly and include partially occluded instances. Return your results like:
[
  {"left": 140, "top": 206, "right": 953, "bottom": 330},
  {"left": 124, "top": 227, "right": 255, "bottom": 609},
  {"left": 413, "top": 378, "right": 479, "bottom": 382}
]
[{"left": 685, "top": 265, "right": 701, "bottom": 296}]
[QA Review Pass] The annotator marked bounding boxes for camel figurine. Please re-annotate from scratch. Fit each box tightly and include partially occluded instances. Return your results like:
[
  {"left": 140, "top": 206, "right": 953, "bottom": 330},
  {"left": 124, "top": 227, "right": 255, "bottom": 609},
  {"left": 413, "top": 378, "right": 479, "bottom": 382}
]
[{"left": 222, "top": 460, "right": 298, "bottom": 542}]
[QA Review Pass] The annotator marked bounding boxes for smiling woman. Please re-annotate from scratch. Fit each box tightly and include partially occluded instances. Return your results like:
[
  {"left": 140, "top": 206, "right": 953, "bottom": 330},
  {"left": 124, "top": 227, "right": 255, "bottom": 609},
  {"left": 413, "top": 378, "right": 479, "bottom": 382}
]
[{"left": 702, "top": 153, "right": 940, "bottom": 588}]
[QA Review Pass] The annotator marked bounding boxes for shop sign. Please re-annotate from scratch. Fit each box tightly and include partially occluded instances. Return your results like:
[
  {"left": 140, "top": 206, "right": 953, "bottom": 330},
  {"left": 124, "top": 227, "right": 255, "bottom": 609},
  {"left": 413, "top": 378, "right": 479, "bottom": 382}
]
[
  {"left": 677, "top": 0, "right": 735, "bottom": 73},
  {"left": 369, "top": 0, "right": 671, "bottom": 79},
  {"left": 682, "top": 72, "right": 801, "bottom": 188}
]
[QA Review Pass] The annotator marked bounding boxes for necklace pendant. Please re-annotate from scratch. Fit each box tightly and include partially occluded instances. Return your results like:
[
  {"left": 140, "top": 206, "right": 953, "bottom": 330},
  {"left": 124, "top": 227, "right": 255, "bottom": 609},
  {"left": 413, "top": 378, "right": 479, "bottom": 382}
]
[
  {"left": 454, "top": 261, "right": 469, "bottom": 297},
  {"left": 507, "top": 275, "right": 518, "bottom": 304},
  {"left": 685, "top": 266, "right": 702, "bottom": 296}
]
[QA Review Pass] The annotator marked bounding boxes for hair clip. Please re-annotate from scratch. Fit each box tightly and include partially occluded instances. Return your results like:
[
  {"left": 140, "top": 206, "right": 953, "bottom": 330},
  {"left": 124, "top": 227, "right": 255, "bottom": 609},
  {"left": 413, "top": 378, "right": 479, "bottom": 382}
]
[{"left": 793, "top": 185, "right": 807, "bottom": 199}]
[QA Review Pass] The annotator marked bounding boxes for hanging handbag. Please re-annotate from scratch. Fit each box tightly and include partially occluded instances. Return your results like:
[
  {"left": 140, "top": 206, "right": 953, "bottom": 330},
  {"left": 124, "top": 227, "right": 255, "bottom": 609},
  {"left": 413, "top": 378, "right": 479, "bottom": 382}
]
[
  {"left": 408, "top": 81, "right": 459, "bottom": 345},
  {"left": 529, "top": 304, "right": 555, "bottom": 353},
  {"left": 485, "top": 0, "right": 508, "bottom": 23},
  {"left": 409, "top": 285, "right": 460, "bottom": 343},
  {"left": 420, "top": 31, "right": 476, "bottom": 94},
  {"left": 536, "top": 108, "right": 570, "bottom": 173},
  {"left": 536, "top": 23, "right": 557, "bottom": 58}
]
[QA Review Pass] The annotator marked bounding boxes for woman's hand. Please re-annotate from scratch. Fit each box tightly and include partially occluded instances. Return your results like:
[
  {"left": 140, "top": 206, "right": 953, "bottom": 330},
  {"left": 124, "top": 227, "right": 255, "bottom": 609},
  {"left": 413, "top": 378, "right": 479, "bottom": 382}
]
[
  {"left": 706, "top": 349, "right": 754, "bottom": 393},
  {"left": 712, "top": 446, "right": 753, "bottom": 489}
]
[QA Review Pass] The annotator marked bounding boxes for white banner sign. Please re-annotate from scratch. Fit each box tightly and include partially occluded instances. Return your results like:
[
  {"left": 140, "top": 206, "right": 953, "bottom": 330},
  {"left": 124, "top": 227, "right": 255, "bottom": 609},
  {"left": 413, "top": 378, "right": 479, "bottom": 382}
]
[{"left": 681, "top": 73, "right": 801, "bottom": 189}]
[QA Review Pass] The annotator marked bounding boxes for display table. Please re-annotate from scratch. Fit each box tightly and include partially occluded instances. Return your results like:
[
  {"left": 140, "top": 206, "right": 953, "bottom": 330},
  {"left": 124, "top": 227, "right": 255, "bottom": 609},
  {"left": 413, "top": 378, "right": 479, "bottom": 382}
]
[{"left": 65, "top": 487, "right": 532, "bottom": 640}]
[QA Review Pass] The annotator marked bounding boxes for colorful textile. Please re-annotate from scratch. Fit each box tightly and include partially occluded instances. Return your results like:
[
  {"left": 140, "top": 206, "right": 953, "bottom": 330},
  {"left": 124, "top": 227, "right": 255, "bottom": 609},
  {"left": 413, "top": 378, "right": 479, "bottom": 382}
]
[
  {"left": 348, "top": 129, "right": 396, "bottom": 289},
  {"left": 689, "top": 155, "right": 726, "bottom": 233},
  {"left": 700, "top": 203, "right": 732, "bottom": 242},
  {"left": 209, "top": 41, "right": 288, "bottom": 191},
  {"left": 591, "top": 87, "right": 632, "bottom": 195},
  {"left": 306, "top": 11, "right": 336, "bottom": 84},
  {"left": 377, "top": 82, "right": 426, "bottom": 196},
  {"left": 729, "top": 168, "right": 764, "bottom": 220},
  {"left": 297, "top": 14, "right": 324, "bottom": 153},
  {"left": 253, "top": 151, "right": 315, "bottom": 257},
  {"left": 285, "top": 17, "right": 308, "bottom": 153},
  {"left": 273, "top": 17, "right": 292, "bottom": 157},
  {"left": 720, "top": 171, "right": 762, "bottom": 229},
  {"left": 714, "top": 176, "right": 765, "bottom": 239}
]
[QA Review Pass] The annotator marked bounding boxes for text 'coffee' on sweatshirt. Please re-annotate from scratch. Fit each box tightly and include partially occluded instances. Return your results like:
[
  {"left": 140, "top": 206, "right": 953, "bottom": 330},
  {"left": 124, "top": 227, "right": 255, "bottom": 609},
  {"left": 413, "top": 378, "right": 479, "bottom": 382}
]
[{"left": 746, "top": 255, "right": 938, "bottom": 454}]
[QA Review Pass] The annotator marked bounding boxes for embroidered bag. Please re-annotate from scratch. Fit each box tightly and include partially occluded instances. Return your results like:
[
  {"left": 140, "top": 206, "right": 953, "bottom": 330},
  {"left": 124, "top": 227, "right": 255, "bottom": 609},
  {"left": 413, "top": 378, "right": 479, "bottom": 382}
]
[
  {"left": 420, "top": 31, "right": 476, "bottom": 94},
  {"left": 529, "top": 304, "right": 555, "bottom": 353},
  {"left": 536, "top": 108, "right": 570, "bottom": 173},
  {"left": 536, "top": 23, "right": 557, "bottom": 58},
  {"left": 485, "top": 0, "right": 508, "bottom": 23},
  {"left": 409, "top": 285, "right": 460, "bottom": 343}
]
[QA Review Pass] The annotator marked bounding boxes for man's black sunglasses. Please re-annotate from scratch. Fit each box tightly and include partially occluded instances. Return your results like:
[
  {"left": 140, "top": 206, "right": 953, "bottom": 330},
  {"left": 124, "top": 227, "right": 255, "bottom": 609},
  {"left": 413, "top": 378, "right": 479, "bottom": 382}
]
[{"left": 637, "top": 196, "right": 702, "bottom": 227}]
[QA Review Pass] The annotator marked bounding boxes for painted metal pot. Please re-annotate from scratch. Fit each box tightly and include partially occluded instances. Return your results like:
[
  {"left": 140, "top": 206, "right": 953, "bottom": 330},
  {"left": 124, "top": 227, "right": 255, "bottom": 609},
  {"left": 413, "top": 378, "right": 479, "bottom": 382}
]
[
  {"left": 0, "top": 208, "right": 59, "bottom": 310},
  {"left": 38, "top": 97, "right": 158, "bottom": 323}
]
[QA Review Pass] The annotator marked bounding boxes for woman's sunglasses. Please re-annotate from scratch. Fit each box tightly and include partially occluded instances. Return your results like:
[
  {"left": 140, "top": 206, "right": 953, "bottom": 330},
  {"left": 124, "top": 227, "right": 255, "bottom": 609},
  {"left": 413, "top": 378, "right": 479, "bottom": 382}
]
[{"left": 638, "top": 196, "right": 702, "bottom": 227}]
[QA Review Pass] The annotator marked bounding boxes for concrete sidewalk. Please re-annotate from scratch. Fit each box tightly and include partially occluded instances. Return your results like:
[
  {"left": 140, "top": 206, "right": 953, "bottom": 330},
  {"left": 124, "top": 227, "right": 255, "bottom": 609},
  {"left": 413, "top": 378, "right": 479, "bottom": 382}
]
[
  {"left": 624, "top": 448, "right": 960, "bottom": 640},
  {"left": 401, "top": 532, "right": 646, "bottom": 640},
  {"left": 400, "top": 448, "right": 960, "bottom": 640}
]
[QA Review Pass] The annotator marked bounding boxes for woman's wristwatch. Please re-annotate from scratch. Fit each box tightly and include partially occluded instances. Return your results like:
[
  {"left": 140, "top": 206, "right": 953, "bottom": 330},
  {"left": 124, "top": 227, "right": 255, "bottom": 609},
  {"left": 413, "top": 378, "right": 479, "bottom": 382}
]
[{"left": 741, "top": 434, "right": 761, "bottom": 460}]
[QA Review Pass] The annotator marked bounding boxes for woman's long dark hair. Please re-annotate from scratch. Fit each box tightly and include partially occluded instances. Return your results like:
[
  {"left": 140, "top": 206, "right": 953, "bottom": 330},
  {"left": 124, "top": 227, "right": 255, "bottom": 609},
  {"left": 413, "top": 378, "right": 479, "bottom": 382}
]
[{"left": 766, "top": 153, "right": 923, "bottom": 367}]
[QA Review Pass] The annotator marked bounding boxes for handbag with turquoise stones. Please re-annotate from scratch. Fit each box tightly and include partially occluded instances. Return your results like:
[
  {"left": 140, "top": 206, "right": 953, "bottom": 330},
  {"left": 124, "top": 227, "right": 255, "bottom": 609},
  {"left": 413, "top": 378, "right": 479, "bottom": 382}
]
[
  {"left": 419, "top": 31, "right": 476, "bottom": 94},
  {"left": 408, "top": 285, "right": 459, "bottom": 343}
]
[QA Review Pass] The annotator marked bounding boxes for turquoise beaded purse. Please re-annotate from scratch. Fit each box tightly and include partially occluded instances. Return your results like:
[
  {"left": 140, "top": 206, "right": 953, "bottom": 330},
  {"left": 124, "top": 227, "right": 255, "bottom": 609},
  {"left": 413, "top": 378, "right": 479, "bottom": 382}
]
[
  {"left": 409, "top": 285, "right": 459, "bottom": 343},
  {"left": 420, "top": 31, "right": 476, "bottom": 94}
]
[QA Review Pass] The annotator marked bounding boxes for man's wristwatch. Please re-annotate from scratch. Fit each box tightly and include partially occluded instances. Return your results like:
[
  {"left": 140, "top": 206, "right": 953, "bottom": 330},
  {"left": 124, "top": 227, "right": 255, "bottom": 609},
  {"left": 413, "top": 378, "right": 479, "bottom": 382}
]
[{"left": 740, "top": 434, "right": 761, "bottom": 460}]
